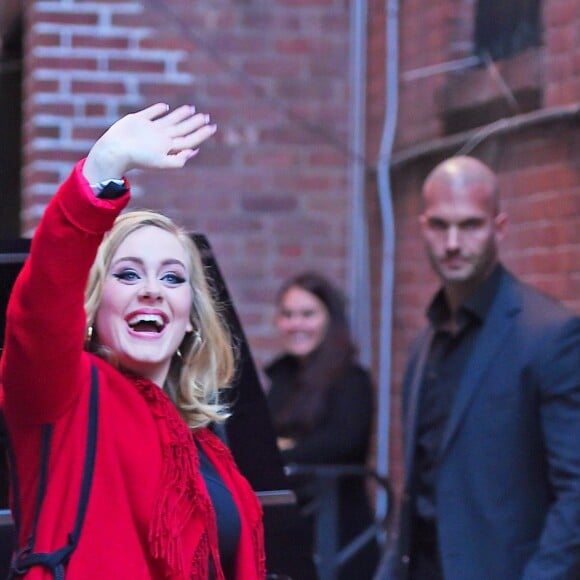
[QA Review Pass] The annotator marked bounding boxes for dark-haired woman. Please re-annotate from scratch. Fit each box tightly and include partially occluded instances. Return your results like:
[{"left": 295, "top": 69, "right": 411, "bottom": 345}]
[{"left": 265, "top": 272, "right": 379, "bottom": 580}]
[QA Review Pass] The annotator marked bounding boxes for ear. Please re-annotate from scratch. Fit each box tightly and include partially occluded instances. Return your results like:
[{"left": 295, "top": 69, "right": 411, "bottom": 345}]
[{"left": 494, "top": 212, "right": 508, "bottom": 241}]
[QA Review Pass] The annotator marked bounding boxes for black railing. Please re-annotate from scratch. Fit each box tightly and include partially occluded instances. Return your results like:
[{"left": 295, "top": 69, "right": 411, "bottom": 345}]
[{"left": 286, "top": 464, "right": 391, "bottom": 580}]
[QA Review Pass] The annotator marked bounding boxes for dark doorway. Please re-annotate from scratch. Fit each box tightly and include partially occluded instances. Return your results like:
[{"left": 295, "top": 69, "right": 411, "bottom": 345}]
[{"left": 0, "top": 11, "right": 23, "bottom": 239}]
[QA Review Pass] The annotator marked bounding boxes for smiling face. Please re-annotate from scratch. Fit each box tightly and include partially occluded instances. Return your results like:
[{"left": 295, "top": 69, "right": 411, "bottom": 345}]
[
  {"left": 275, "top": 285, "right": 330, "bottom": 358},
  {"left": 420, "top": 157, "right": 507, "bottom": 308},
  {"left": 94, "top": 225, "right": 193, "bottom": 385}
]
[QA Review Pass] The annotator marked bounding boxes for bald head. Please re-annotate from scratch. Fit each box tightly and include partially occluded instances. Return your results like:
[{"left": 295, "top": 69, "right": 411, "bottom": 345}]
[
  {"left": 419, "top": 155, "right": 508, "bottom": 309},
  {"left": 423, "top": 156, "right": 500, "bottom": 215}
]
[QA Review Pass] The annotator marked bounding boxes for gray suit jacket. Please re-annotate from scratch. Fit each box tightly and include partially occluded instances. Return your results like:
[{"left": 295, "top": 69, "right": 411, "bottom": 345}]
[{"left": 377, "top": 268, "right": 580, "bottom": 580}]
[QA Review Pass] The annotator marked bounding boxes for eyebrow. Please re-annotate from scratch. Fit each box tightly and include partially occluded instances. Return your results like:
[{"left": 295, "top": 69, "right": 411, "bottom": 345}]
[
  {"left": 427, "top": 216, "right": 486, "bottom": 225},
  {"left": 111, "top": 256, "right": 187, "bottom": 269}
]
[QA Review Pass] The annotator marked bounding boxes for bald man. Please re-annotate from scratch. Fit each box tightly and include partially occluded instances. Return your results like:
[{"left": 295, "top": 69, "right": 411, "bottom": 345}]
[{"left": 377, "top": 156, "right": 580, "bottom": 579}]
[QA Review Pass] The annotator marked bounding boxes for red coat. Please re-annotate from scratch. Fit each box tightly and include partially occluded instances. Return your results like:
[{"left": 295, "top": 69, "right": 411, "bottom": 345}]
[{"left": 0, "top": 161, "right": 265, "bottom": 579}]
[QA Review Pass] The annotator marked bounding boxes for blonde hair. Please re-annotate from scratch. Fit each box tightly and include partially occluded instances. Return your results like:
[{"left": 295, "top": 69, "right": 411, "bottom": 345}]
[{"left": 84, "top": 210, "right": 235, "bottom": 428}]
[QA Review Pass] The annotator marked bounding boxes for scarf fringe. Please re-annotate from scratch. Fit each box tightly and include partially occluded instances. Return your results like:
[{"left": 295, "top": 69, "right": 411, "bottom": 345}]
[
  {"left": 133, "top": 376, "right": 214, "bottom": 579},
  {"left": 132, "top": 375, "right": 265, "bottom": 580}
]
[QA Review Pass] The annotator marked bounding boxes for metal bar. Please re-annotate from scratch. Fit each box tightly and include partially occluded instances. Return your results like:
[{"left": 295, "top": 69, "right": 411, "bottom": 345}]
[{"left": 402, "top": 55, "right": 482, "bottom": 81}]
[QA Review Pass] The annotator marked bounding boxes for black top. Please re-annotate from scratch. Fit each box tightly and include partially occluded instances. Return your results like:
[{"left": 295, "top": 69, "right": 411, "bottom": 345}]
[
  {"left": 265, "top": 355, "right": 379, "bottom": 580},
  {"left": 410, "top": 265, "right": 502, "bottom": 578},
  {"left": 265, "top": 355, "right": 374, "bottom": 466},
  {"left": 197, "top": 445, "right": 241, "bottom": 579}
]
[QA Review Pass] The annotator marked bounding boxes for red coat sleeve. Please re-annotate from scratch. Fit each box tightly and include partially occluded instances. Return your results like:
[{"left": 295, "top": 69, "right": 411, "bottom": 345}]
[{"left": 1, "top": 160, "right": 130, "bottom": 424}]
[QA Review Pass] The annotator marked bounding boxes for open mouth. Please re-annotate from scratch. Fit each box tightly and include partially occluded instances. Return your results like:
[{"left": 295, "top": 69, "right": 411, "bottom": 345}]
[{"left": 127, "top": 313, "right": 166, "bottom": 333}]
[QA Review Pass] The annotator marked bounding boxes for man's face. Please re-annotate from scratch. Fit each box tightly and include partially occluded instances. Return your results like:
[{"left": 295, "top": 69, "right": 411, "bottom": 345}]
[{"left": 419, "top": 178, "right": 507, "bottom": 289}]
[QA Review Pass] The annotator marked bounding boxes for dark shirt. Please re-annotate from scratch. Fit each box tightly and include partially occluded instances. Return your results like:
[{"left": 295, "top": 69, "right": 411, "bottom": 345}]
[
  {"left": 198, "top": 444, "right": 241, "bottom": 579},
  {"left": 409, "top": 265, "right": 502, "bottom": 579},
  {"left": 265, "top": 355, "right": 379, "bottom": 580}
]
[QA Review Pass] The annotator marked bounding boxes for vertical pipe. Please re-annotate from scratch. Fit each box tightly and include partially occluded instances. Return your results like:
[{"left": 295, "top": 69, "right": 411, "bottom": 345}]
[
  {"left": 348, "top": 0, "right": 371, "bottom": 370},
  {"left": 374, "top": 0, "right": 400, "bottom": 525}
]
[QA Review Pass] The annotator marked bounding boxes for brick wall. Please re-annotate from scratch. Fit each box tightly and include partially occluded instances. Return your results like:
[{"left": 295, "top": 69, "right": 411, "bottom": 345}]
[
  {"left": 21, "top": 0, "right": 580, "bottom": 505},
  {"left": 367, "top": 0, "right": 580, "bottom": 497},
  {"left": 22, "top": 0, "right": 352, "bottom": 373}
]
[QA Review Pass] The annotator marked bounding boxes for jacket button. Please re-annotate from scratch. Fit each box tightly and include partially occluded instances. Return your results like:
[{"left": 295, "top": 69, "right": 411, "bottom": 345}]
[{"left": 402, "top": 555, "right": 410, "bottom": 565}]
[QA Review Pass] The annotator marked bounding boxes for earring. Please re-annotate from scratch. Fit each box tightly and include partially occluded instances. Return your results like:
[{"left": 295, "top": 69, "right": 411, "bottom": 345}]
[
  {"left": 192, "top": 330, "right": 203, "bottom": 352},
  {"left": 176, "top": 330, "right": 202, "bottom": 361},
  {"left": 85, "top": 325, "right": 94, "bottom": 349}
]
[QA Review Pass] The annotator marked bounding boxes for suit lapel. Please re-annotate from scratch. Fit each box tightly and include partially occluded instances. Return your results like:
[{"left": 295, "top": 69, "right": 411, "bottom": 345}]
[{"left": 439, "top": 271, "right": 521, "bottom": 458}]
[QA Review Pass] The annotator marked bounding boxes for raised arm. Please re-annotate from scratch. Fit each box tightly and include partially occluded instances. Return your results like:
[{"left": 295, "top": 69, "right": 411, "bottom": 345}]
[
  {"left": 1, "top": 104, "right": 216, "bottom": 424},
  {"left": 83, "top": 103, "right": 216, "bottom": 182}
]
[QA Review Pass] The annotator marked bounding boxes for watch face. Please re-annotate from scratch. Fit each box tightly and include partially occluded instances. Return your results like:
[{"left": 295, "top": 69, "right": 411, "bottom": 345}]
[{"left": 97, "top": 180, "right": 128, "bottom": 199}]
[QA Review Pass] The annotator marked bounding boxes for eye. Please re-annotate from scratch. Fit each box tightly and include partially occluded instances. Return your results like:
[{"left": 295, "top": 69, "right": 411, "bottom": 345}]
[
  {"left": 161, "top": 272, "right": 187, "bottom": 285},
  {"left": 112, "top": 269, "right": 140, "bottom": 283},
  {"left": 461, "top": 219, "right": 484, "bottom": 230},
  {"left": 427, "top": 218, "right": 448, "bottom": 231}
]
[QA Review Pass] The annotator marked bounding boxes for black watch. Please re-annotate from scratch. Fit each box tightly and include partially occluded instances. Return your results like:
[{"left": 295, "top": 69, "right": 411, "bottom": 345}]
[{"left": 94, "top": 179, "right": 128, "bottom": 199}]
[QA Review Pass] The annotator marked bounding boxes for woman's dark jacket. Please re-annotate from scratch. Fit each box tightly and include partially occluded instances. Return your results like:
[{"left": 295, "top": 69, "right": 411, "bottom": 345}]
[{"left": 265, "top": 354, "right": 379, "bottom": 579}]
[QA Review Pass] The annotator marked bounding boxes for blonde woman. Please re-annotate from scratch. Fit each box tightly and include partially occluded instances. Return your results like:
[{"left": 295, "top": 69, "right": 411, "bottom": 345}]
[{"left": 0, "top": 104, "right": 264, "bottom": 579}]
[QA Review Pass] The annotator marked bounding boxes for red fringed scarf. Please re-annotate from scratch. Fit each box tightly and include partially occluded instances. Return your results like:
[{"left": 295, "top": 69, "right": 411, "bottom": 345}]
[{"left": 131, "top": 375, "right": 265, "bottom": 579}]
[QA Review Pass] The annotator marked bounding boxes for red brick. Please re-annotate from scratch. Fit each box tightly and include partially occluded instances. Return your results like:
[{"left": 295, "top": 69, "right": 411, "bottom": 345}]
[
  {"left": 35, "top": 125, "right": 61, "bottom": 139},
  {"left": 27, "top": 169, "right": 61, "bottom": 184},
  {"left": 33, "top": 12, "right": 98, "bottom": 26},
  {"left": 242, "top": 58, "right": 303, "bottom": 78},
  {"left": 32, "top": 56, "right": 99, "bottom": 71},
  {"left": 29, "top": 102, "right": 76, "bottom": 117},
  {"left": 72, "top": 35, "right": 130, "bottom": 50},
  {"left": 84, "top": 102, "right": 107, "bottom": 117},
  {"left": 108, "top": 58, "right": 167, "bottom": 74},
  {"left": 27, "top": 78, "right": 60, "bottom": 94},
  {"left": 241, "top": 194, "right": 298, "bottom": 213},
  {"left": 33, "top": 33, "right": 62, "bottom": 47},
  {"left": 71, "top": 80, "right": 126, "bottom": 95}
]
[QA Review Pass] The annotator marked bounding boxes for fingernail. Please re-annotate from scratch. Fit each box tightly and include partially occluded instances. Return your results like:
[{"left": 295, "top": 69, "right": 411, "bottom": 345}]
[
  {"left": 188, "top": 149, "right": 200, "bottom": 159},
  {"left": 205, "top": 114, "right": 211, "bottom": 124},
  {"left": 210, "top": 124, "right": 217, "bottom": 133},
  {"left": 190, "top": 105, "right": 196, "bottom": 114}
]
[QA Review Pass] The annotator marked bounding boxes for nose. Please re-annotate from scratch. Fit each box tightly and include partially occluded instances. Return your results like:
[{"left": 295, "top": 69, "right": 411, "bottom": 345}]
[
  {"left": 280, "top": 313, "right": 301, "bottom": 332},
  {"left": 139, "top": 278, "right": 163, "bottom": 301},
  {"left": 445, "top": 225, "right": 459, "bottom": 252},
  {"left": 286, "top": 315, "right": 302, "bottom": 330}
]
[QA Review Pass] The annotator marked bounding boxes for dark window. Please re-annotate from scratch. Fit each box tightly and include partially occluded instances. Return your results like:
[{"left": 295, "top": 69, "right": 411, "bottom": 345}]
[{"left": 475, "top": 0, "right": 542, "bottom": 61}]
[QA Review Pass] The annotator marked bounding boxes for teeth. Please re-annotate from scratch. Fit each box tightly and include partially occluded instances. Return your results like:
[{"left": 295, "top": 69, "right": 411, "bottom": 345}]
[{"left": 128, "top": 314, "right": 165, "bottom": 328}]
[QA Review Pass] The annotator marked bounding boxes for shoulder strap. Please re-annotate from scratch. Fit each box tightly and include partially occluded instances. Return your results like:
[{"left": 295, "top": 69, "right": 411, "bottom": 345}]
[
  {"left": 0, "top": 403, "right": 20, "bottom": 558},
  {"left": 9, "top": 363, "right": 99, "bottom": 579}
]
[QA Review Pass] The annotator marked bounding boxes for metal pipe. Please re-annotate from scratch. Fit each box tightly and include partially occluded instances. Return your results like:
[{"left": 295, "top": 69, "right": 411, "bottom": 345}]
[
  {"left": 401, "top": 55, "right": 481, "bottom": 81},
  {"left": 348, "top": 0, "right": 372, "bottom": 370},
  {"left": 374, "top": 0, "right": 400, "bottom": 525}
]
